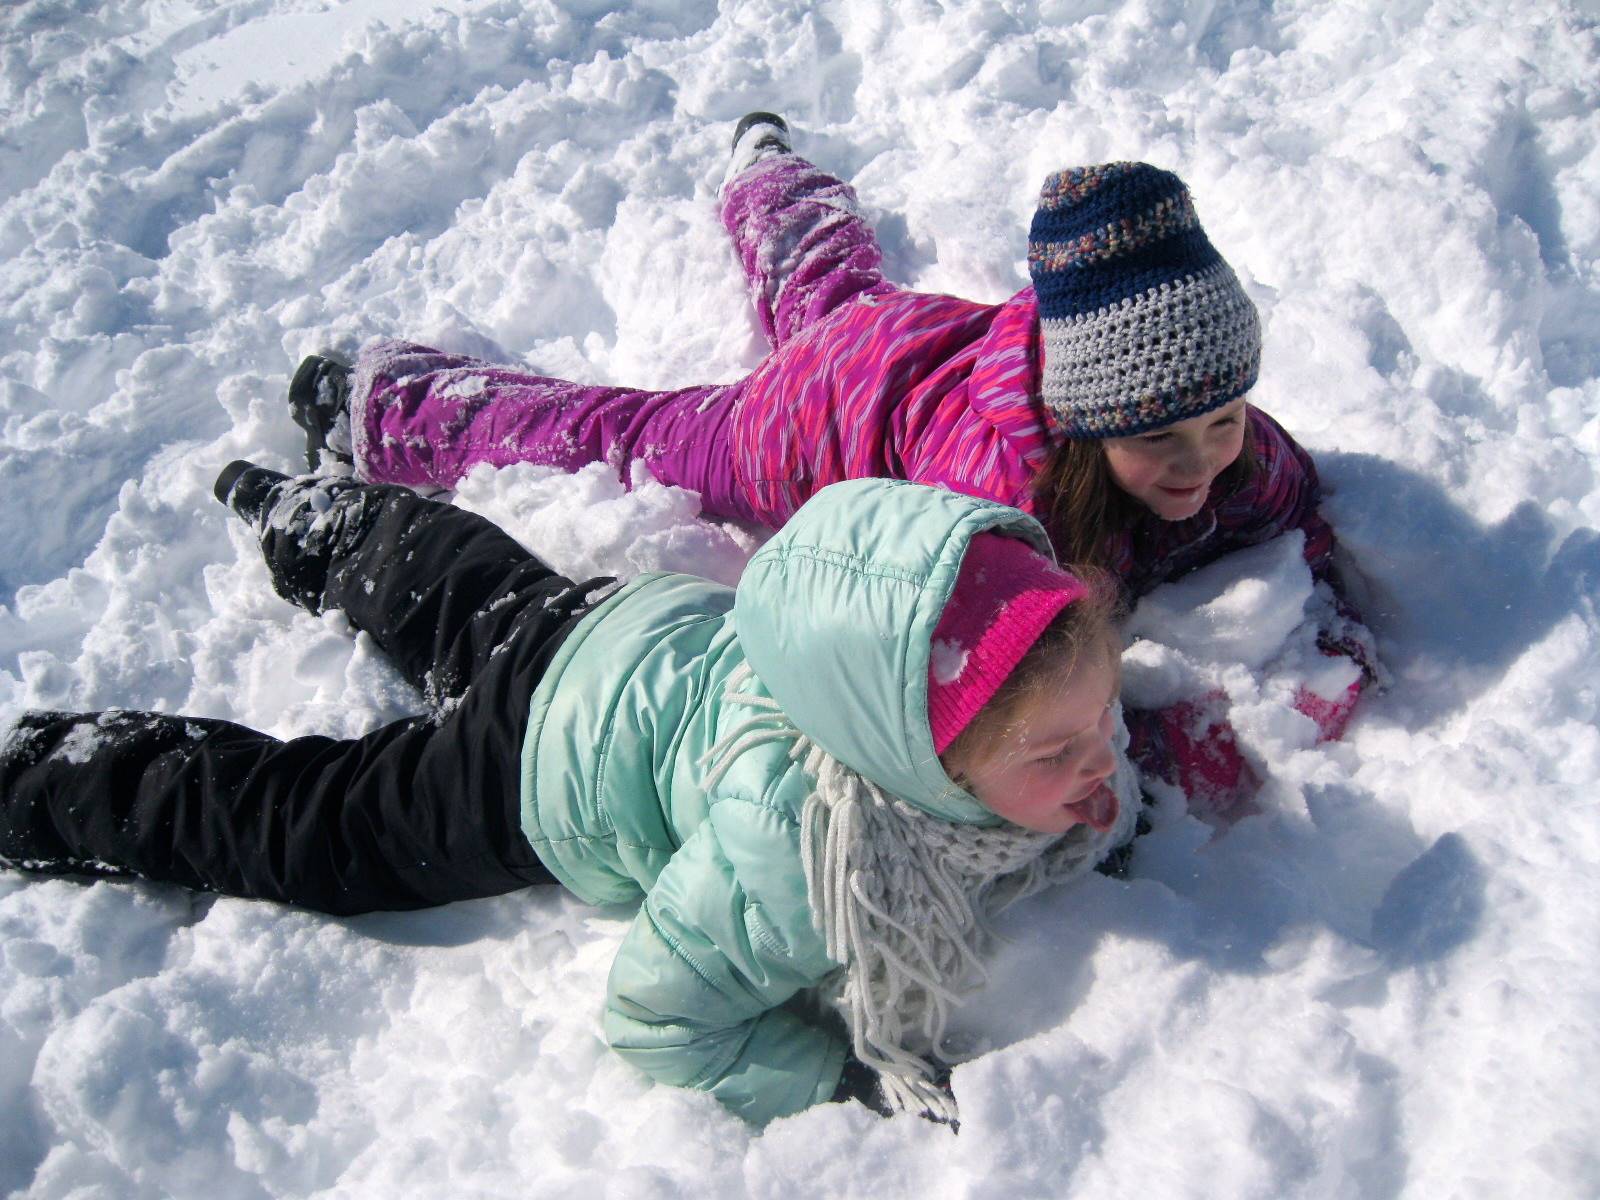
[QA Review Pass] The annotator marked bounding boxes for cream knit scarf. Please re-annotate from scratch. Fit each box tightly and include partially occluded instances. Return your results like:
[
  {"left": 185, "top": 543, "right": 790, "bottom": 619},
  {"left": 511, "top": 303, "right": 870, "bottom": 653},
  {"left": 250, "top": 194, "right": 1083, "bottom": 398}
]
[{"left": 701, "top": 665, "right": 1138, "bottom": 1123}]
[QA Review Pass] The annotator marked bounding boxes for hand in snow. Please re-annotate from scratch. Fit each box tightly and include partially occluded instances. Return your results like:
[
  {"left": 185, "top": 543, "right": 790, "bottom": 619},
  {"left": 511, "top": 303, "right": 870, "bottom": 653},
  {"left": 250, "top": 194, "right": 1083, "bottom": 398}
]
[
  {"left": 1293, "top": 646, "right": 1367, "bottom": 742},
  {"left": 833, "top": 1055, "right": 894, "bottom": 1117},
  {"left": 1293, "top": 677, "right": 1361, "bottom": 742},
  {"left": 1127, "top": 693, "right": 1261, "bottom": 819},
  {"left": 832, "top": 1057, "right": 960, "bottom": 1132}
]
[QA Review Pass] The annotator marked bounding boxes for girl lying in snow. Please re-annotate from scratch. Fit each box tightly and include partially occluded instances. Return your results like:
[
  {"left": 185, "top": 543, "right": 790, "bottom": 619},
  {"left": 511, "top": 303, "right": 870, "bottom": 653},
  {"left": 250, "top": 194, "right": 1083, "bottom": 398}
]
[
  {"left": 289, "top": 114, "right": 1377, "bottom": 809},
  {"left": 1, "top": 469, "right": 1141, "bottom": 1126}
]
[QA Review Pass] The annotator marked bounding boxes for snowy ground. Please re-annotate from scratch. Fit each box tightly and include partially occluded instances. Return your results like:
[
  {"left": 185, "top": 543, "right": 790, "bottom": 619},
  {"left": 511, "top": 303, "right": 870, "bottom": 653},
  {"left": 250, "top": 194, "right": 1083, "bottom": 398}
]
[{"left": 3, "top": 0, "right": 1599, "bottom": 1196}]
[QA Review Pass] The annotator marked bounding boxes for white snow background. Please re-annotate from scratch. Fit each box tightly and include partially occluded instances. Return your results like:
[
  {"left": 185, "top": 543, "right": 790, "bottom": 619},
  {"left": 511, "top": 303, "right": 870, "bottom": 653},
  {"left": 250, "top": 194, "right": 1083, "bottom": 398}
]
[{"left": 3, "top": 0, "right": 1599, "bottom": 1196}]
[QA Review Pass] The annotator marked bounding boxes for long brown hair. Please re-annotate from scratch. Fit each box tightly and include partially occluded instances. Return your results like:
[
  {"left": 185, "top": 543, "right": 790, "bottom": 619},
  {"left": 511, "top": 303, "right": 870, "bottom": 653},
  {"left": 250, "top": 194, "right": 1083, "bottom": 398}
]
[{"left": 1031, "top": 423, "right": 1258, "bottom": 571}]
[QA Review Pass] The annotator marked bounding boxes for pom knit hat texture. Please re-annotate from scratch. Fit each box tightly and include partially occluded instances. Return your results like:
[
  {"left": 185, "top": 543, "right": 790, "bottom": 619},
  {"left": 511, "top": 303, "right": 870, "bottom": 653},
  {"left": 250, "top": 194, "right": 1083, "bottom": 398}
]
[
  {"left": 1028, "top": 162, "right": 1262, "bottom": 439},
  {"left": 928, "top": 533, "right": 1088, "bottom": 755}
]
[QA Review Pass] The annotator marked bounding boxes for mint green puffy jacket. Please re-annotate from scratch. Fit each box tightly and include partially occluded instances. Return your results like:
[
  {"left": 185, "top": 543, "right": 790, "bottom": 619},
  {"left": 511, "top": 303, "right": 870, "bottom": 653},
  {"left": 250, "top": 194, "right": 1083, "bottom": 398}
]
[{"left": 517, "top": 479, "right": 1055, "bottom": 1124}]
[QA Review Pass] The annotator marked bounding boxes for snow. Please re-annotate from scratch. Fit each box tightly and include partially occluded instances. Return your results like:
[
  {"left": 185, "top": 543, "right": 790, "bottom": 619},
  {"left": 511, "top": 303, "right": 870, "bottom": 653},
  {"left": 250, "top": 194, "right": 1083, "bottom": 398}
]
[
  {"left": 2, "top": 0, "right": 1598, "bottom": 1196},
  {"left": 1124, "top": 530, "right": 1316, "bottom": 671},
  {"left": 930, "top": 638, "right": 971, "bottom": 685}
]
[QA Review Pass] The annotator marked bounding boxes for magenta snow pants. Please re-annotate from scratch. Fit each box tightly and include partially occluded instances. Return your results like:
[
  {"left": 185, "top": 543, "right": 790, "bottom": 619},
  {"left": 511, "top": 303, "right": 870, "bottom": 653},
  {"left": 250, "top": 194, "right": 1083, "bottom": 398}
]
[{"left": 350, "top": 155, "right": 892, "bottom": 525}]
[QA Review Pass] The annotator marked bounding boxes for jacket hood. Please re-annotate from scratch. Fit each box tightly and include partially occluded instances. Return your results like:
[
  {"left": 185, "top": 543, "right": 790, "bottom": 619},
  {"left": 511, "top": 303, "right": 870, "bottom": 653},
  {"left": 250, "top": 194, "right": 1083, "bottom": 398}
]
[{"left": 733, "top": 478, "right": 1057, "bottom": 824}]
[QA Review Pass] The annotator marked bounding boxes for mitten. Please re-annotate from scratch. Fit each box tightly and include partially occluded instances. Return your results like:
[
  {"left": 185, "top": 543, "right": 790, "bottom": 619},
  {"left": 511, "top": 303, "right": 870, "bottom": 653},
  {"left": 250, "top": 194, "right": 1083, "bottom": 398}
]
[
  {"left": 831, "top": 1057, "right": 960, "bottom": 1131},
  {"left": 1292, "top": 676, "right": 1361, "bottom": 742},
  {"left": 832, "top": 1056, "right": 893, "bottom": 1117},
  {"left": 1127, "top": 693, "right": 1260, "bottom": 817},
  {"left": 1291, "top": 629, "right": 1370, "bottom": 742}
]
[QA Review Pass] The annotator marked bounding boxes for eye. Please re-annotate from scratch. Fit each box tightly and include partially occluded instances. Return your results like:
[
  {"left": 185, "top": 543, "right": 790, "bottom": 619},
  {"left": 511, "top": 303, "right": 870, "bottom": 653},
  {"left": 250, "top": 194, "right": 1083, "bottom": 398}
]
[{"left": 1036, "top": 735, "right": 1082, "bottom": 765}]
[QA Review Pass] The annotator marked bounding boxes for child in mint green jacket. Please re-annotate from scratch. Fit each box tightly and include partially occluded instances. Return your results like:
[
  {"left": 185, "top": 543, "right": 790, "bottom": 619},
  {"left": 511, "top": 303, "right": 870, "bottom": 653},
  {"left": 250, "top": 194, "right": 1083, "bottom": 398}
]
[{"left": 1, "top": 466, "right": 1139, "bottom": 1126}]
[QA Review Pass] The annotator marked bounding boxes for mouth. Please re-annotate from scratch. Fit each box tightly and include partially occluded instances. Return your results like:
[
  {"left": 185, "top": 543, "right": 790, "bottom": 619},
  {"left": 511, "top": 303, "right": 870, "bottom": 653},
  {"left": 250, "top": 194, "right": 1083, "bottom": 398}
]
[
  {"left": 1158, "top": 483, "right": 1206, "bottom": 500},
  {"left": 1064, "top": 783, "right": 1119, "bottom": 832}
]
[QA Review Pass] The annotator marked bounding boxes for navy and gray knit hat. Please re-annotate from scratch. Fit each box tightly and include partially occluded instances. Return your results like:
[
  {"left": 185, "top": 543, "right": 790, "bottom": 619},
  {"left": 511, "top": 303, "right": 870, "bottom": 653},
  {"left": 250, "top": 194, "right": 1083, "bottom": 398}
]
[{"left": 1028, "top": 162, "right": 1261, "bottom": 439}]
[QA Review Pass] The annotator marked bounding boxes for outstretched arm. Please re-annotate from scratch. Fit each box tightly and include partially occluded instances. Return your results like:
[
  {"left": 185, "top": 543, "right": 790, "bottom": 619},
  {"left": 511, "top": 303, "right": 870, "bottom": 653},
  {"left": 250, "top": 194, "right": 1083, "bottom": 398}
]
[{"left": 602, "top": 798, "right": 847, "bottom": 1125}]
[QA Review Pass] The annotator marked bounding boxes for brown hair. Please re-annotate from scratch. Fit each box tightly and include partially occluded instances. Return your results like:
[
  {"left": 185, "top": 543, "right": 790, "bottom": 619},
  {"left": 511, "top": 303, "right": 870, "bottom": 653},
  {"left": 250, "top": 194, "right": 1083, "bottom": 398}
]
[
  {"left": 940, "top": 569, "right": 1120, "bottom": 784},
  {"left": 1031, "top": 424, "right": 1258, "bottom": 571}
]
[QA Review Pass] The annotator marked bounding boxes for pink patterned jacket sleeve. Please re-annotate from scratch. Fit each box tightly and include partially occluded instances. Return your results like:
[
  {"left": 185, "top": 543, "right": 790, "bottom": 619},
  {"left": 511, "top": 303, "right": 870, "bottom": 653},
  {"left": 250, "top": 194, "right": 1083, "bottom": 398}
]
[{"left": 729, "top": 286, "right": 1054, "bottom": 526}]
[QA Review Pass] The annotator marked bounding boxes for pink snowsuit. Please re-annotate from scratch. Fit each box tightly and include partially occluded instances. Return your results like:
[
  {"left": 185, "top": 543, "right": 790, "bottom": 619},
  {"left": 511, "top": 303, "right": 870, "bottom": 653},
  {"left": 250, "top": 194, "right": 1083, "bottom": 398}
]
[{"left": 349, "top": 155, "right": 1051, "bottom": 530}]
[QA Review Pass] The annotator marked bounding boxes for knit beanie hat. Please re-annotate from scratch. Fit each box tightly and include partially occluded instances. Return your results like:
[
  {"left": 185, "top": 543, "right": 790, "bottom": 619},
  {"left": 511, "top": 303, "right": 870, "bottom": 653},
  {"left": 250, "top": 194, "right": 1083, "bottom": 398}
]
[
  {"left": 1028, "top": 162, "right": 1261, "bottom": 439},
  {"left": 928, "top": 533, "right": 1088, "bottom": 754}
]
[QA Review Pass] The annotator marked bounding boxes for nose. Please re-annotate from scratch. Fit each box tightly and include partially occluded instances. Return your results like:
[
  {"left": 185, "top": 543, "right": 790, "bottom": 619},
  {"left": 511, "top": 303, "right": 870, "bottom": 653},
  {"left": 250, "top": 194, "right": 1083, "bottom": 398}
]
[
  {"left": 1175, "top": 443, "right": 1211, "bottom": 482},
  {"left": 1080, "top": 726, "right": 1116, "bottom": 784}
]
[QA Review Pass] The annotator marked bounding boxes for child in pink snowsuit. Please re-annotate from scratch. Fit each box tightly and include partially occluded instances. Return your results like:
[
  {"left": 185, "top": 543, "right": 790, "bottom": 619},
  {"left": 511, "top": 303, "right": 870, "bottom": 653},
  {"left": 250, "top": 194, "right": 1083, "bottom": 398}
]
[
  {"left": 346, "top": 153, "right": 1044, "bottom": 529},
  {"left": 309, "top": 116, "right": 1377, "bottom": 808}
]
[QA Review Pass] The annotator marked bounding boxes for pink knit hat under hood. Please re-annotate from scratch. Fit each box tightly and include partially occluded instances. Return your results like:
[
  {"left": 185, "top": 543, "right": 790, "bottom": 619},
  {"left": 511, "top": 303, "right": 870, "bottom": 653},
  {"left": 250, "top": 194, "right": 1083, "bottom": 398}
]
[{"left": 928, "top": 532, "right": 1089, "bottom": 755}]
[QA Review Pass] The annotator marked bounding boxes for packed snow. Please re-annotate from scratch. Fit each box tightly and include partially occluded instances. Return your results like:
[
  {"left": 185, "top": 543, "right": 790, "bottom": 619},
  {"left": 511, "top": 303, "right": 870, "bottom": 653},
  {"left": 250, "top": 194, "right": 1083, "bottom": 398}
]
[{"left": 3, "top": 0, "right": 1598, "bottom": 1196}]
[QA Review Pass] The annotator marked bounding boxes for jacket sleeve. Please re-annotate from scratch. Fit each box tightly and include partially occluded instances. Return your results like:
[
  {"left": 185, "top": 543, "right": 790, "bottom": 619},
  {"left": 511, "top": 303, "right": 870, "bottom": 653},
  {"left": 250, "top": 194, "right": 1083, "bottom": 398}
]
[
  {"left": 890, "top": 298, "right": 1053, "bottom": 517},
  {"left": 898, "top": 408, "right": 1044, "bottom": 514},
  {"left": 602, "top": 795, "right": 847, "bottom": 1125}
]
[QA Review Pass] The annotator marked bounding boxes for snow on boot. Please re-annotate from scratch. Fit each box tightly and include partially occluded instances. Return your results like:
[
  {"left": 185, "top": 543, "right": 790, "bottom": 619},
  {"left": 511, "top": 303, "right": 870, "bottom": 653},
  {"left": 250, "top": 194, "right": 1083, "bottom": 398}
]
[
  {"left": 288, "top": 354, "right": 354, "bottom": 471},
  {"left": 214, "top": 460, "right": 289, "bottom": 529},
  {"left": 214, "top": 462, "right": 379, "bottom": 610},
  {"left": 725, "top": 112, "right": 792, "bottom": 187}
]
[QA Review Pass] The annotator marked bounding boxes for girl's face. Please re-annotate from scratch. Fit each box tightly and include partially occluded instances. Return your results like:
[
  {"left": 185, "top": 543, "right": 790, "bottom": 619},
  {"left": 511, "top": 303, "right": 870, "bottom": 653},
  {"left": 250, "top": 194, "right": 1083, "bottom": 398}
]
[
  {"left": 954, "top": 649, "right": 1120, "bottom": 835},
  {"left": 1102, "top": 398, "right": 1249, "bottom": 522}
]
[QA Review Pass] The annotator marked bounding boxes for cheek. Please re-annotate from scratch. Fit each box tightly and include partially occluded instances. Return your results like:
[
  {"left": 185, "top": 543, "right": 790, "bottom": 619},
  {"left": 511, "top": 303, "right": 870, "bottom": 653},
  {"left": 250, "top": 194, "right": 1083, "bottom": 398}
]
[
  {"left": 1023, "top": 758, "right": 1078, "bottom": 799},
  {"left": 1104, "top": 449, "right": 1161, "bottom": 494},
  {"left": 1210, "top": 426, "right": 1247, "bottom": 471}
]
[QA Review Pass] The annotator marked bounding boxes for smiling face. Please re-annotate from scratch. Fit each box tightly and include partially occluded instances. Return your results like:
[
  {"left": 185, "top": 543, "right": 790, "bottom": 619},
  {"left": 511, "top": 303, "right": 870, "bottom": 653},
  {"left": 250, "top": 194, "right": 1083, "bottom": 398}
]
[
  {"left": 945, "top": 646, "right": 1121, "bottom": 835},
  {"left": 1101, "top": 398, "right": 1250, "bottom": 522}
]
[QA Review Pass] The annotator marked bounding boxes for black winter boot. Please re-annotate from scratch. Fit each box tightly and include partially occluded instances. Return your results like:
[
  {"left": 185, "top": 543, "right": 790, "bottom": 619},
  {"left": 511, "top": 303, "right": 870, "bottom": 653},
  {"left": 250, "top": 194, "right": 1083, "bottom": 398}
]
[
  {"left": 731, "top": 111, "right": 791, "bottom": 155},
  {"left": 214, "top": 460, "right": 288, "bottom": 529},
  {"left": 288, "top": 354, "right": 354, "bottom": 470},
  {"left": 727, "top": 112, "right": 792, "bottom": 184}
]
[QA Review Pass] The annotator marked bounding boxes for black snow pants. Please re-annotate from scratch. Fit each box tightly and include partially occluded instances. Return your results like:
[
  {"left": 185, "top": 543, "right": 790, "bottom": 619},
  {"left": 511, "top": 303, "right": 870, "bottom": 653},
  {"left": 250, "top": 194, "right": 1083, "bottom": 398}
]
[{"left": 0, "top": 477, "right": 611, "bottom": 915}]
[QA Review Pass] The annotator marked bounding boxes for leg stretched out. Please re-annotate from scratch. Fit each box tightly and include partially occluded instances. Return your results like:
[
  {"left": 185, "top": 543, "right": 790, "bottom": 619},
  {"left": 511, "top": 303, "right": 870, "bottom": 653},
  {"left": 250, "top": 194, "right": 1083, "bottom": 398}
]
[
  {"left": 346, "top": 342, "right": 752, "bottom": 519},
  {"left": 241, "top": 466, "right": 606, "bottom": 706},
  {"left": 718, "top": 116, "right": 891, "bottom": 348},
  {"left": 0, "top": 467, "right": 612, "bottom": 914},
  {"left": 341, "top": 119, "right": 894, "bottom": 519}
]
